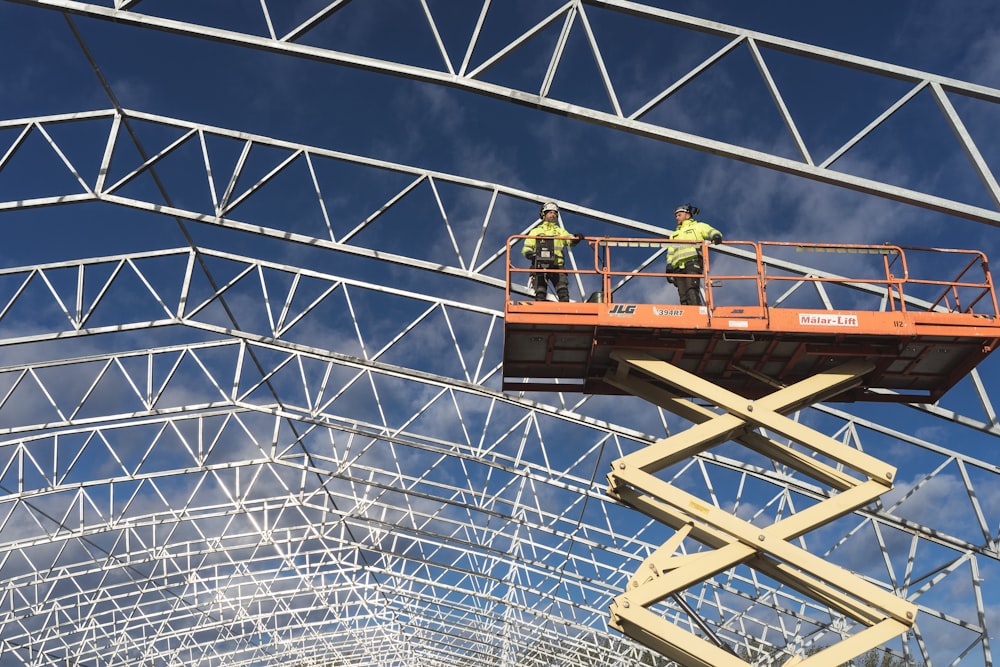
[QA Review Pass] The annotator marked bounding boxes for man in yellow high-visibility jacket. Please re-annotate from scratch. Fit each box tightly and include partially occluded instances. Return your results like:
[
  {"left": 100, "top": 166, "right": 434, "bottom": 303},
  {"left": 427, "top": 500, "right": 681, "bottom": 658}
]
[
  {"left": 666, "top": 204, "right": 723, "bottom": 306},
  {"left": 522, "top": 201, "right": 582, "bottom": 302}
]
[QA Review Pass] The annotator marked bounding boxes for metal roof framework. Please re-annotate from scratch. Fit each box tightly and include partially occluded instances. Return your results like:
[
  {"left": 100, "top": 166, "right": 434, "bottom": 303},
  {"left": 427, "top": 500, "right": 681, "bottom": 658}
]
[{"left": 1, "top": 1, "right": 999, "bottom": 665}]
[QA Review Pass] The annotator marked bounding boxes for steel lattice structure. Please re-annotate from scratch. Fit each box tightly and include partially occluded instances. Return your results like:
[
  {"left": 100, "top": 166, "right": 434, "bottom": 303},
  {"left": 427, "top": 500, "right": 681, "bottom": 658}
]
[{"left": 1, "top": 1, "right": 1000, "bottom": 666}]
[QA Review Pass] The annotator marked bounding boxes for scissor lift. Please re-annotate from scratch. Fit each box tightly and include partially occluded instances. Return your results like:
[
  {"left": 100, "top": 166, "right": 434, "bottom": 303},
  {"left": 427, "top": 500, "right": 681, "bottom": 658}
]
[{"left": 503, "top": 237, "right": 1000, "bottom": 665}]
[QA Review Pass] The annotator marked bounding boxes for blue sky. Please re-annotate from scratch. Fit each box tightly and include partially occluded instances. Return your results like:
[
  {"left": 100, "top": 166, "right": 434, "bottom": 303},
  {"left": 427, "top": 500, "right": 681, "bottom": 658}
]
[{"left": 2, "top": 1, "right": 1000, "bottom": 664}]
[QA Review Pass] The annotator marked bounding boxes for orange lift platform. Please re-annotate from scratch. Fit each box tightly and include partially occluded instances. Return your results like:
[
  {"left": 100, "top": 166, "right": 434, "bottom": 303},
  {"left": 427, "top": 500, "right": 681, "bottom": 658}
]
[
  {"left": 503, "top": 236, "right": 1000, "bottom": 666},
  {"left": 503, "top": 237, "right": 1000, "bottom": 403}
]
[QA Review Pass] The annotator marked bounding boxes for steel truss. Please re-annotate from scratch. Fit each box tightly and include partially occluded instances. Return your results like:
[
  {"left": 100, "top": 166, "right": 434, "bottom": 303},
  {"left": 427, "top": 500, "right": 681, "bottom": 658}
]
[
  {"left": 0, "top": 244, "right": 994, "bottom": 665},
  {"left": 8, "top": 0, "right": 1000, "bottom": 225},
  {"left": 1, "top": 1, "right": 999, "bottom": 666}
]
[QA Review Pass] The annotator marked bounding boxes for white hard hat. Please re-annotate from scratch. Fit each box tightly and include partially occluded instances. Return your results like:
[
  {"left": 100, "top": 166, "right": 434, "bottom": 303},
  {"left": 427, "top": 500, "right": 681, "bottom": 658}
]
[{"left": 540, "top": 201, "right": 559, "bottom": 214}]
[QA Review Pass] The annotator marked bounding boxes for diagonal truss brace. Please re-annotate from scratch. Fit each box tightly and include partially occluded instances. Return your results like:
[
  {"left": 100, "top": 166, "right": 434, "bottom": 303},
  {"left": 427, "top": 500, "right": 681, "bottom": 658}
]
[{"left": 604, "top": 350, "right": 917, "bottom": 667}]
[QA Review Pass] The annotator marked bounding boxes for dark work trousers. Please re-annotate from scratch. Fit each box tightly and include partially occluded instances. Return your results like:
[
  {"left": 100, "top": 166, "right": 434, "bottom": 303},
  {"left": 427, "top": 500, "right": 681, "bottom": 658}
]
[
  {"left": 533, "top": 267, "right": 569, "bottom": 302},
  {"left": 673, "top": 261, "right": 704, "bottom": 306}
]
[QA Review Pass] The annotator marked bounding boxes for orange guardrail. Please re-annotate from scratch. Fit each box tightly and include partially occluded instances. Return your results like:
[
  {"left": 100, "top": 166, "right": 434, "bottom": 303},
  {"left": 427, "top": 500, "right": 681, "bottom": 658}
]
[{"left": 506, "top": 236, "right": 999, "bottom": 318}]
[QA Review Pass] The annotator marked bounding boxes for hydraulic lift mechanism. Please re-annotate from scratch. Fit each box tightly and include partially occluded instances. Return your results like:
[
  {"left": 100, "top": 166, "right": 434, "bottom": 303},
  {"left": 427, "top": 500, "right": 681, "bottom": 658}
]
[{"left": 503, "top": 236, "right": 1000, "bottom": 666}]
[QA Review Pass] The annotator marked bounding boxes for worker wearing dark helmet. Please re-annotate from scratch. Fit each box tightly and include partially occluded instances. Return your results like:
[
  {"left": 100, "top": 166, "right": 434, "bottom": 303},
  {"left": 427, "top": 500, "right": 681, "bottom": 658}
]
[
  {"left": 666, "top": 204, "right": 723, "bottom": 306},
  {"left": 522, "top": 201, "right": 582, "bottom": 302}
]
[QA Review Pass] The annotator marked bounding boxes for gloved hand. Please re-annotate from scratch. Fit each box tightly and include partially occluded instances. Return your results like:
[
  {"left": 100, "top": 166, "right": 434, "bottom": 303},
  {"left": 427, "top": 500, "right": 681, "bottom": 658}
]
[
  {"left": 571, "top": 234, "right": 584, "bottom": 246},
  {"left": 525, "top": 251, "right": 536, "bottom": 261},
  {"left": 711, "top": 234, "right": 722, "bottom": 245}
]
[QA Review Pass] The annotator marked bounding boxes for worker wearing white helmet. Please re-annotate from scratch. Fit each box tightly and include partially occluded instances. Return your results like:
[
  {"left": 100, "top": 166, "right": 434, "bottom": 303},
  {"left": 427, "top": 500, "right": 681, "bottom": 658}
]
[
  {"left": 521, "top": 201, "right": 582, "bottom": 302},
  {"left": 666, "top": 204, "right": 723, "bottom": 306}
]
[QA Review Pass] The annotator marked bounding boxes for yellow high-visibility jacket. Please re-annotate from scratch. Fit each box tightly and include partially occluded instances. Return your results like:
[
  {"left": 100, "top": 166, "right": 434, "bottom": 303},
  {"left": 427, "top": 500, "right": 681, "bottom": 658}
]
[
  {"left": 522, "top": 220, "right": 576, "bottom": 267},
  {"left": 667, "top": 218, "right": 722, "bottom": 269}
]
